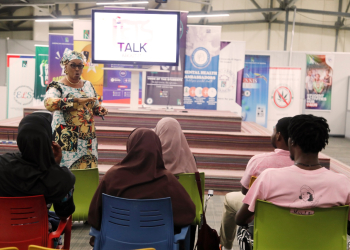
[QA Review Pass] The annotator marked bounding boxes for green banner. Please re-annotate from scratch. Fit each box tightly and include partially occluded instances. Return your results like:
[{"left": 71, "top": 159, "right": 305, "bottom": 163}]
[{"left": 34, "top": 46, "right": 49, "bottom": 103}]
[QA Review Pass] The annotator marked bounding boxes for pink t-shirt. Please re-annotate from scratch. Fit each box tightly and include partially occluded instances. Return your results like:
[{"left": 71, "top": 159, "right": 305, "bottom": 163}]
[
  {"left": 243, "top": 165, "right": 350, "bottom": 218},
  {"left": 240, "top": 149, "right": 294, "bottom": 189}
]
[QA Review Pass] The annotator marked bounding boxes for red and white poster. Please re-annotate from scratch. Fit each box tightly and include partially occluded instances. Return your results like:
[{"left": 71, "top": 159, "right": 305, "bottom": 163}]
[{"left": 267, "top": 67, "right": 302, "bottom": 131}]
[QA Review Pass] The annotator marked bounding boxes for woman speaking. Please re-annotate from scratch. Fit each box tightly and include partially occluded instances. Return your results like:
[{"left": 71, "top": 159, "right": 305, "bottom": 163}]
[{"left": 44, "top": 49, "right": 108, "bottom": 169}]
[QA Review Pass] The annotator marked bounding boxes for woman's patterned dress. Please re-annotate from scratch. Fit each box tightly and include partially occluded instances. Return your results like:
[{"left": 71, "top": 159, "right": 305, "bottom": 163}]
[{"left": 44, "top": 81, "right": 101, "bottom": 169}]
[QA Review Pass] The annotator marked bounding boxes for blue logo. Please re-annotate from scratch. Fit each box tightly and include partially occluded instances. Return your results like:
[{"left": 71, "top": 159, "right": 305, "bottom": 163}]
[{"left": 191, "top": 47, "right": 211, "bottom": 69}]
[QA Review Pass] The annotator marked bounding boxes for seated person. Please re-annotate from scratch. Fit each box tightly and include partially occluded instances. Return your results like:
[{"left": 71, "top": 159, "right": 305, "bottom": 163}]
[
  {"left": 220, "top": 117, "right": 293, "bottom": 250},
  {"left": 88, "top": 128, "right": 196, "bottom": 246},
  {"left": 236, "top": 114, "right": 350, "bottom": 229},
  {"left": 0, "top": 112, "right": 76, "bottom": 224},
  {"left": 154, "top": 117, "right": 198, "bottom": 174}
]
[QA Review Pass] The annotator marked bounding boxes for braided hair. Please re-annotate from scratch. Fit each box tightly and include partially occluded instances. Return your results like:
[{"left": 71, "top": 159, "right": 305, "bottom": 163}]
[{"left": 288, "top": 114, "right": 330, "bottom": 154}]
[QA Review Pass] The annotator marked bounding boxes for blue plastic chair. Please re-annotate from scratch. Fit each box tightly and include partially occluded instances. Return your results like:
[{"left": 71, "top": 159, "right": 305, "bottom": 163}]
[{"left": 90, "top": 194, "right": 190, "bottom": 250}]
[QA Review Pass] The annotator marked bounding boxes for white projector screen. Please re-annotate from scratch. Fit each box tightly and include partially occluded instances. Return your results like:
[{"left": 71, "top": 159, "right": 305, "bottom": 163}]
[{"left": 92, "top": 9, "right": 180, "bottom": 66}]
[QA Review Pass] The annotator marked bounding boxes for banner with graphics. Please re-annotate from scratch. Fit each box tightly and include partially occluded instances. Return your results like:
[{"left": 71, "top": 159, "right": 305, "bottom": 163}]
[
  {"left": 74, "top": 41, "right": 104, "bottom": 97},
  {"left": 145, "top": 12, "right": 187, "bottom": 106},
  {"left": 74, "top": 20, "right": 104, "bottom": 97},
  {"left": 33, "top": 45, "right": 49, "bottom": 106},
  {"left": 48, "top": 34, "right": 73, "bottom": 83},
  {"left": 217, "top": 41, "right": 245, "bottom": 115},
  {"left": 184, "top": 25, "right": 221, "bottom": 110},
  {"left": 241, "top": 55, "right": 270, "bottom": 127},
  {"left": 103, "top": 65, "right": 142, "bottom": 104},
  {"left": 268, "top": 67, "right": 302, "bottom": 131},
  {"left": 7, "top": 54, "right": 35, "bottom": 119},
  {"left": 305, "top": 54, "right": 334, "bottom": 110}
]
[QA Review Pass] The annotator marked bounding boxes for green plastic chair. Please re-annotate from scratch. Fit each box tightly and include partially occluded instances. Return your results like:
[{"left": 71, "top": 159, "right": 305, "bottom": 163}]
[
  {"left": 174, "top": 172, "right": 205, "bottom": 225},
  {"left": 254, "top": 199, "right": 349, "bottom": 250},
  {"left": 70, "top": 168, "right": 99, "bottom": 222}
]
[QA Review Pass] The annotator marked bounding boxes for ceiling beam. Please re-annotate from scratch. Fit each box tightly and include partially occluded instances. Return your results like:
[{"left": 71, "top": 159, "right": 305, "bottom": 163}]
[
  {"left": 177, "top": 0, "right": 211, "bottom": 5},
  {"left": 0, "top": 0, "right": 113, "bottom": 4},
  {"left": 297, "top": 8, "right": 350, "bottom": 18},
  {"left": 270, "top": 0, "right": 299, "bottom": 22},
  {"left": 341, "top": 0, "right": 350, "bottom": 25},
  {"left": 0, "top": 26, "right": 72, "bottom": 31},
  {"left": 0, "top": 15, "right": 90, "bottom": 21},
  {"left": 189, "top": 8, "right": 281, "bottom": 15},
  {"left": 249, "top": 0, "right": 268, "bottom": 19},
  {"left": 189, "top": 20, "right": 268, "bottom": 25}
]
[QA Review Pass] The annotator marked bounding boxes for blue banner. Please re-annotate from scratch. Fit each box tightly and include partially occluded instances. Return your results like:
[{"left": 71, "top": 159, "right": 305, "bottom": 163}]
[
  {"left": 48, "top": 34, "right": 73, "bottom": 83},
  {"left": 184, "top": 26, "right": 221, "bottom": 110},
  {"left": 241, "top": 55, "right": 270, "bottom": 127},
  {"left": 103, "top": 64, "right": 142, "bottom": 104}
]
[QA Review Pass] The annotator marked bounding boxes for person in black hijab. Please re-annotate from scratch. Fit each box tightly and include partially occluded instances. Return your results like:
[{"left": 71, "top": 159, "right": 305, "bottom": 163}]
[{"left": 0, "top": 111, "right": 75, "bottom": 218}]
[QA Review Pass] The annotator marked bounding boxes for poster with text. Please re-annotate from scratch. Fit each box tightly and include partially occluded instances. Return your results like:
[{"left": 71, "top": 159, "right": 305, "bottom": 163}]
[
  {"left": 184, "top": 25, "right": 221, "bottom": 110},
  {"left": 268, "top": 67, "right": 302, "bottom": 131},
  {"left": 217, "top": 41, "right": 245, "bottom": 115},
  {"left": 242, "top": 55, "right": 270, "bottom": 127},
  {"left": 7, "top": 55, "right": 35, "bottom": 119},
  {"left": 33, "top": 45, "right": 48, "bottom": 106},
  {"left": 103, "top": 65, "right": 142, "bottom": 104},
  {"left": 48, "top": 34, "right": 73, "bottom": 83},
  {"left": 305, "top": 54, "right": 334, "bottom": 110},
  {"left": 74, "top": 41, "right": 104, "bottom": 97},
  {"left": 145, "top": 12, "right": 187, "bottom": 106}
]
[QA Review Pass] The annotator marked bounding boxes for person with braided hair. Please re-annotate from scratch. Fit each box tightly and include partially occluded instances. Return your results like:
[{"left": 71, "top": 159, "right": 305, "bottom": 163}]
[{"left": 236, "top": 114, "right": 350, "bottom": 229}]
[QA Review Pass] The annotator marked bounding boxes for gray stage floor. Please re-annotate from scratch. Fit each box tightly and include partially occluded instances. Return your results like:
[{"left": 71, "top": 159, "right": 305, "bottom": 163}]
[{"left": 70, "top": 136, "right": 350, "bottom": 250}]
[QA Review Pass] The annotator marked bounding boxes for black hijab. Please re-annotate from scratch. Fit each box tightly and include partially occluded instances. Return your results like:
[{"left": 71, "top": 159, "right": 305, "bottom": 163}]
[{"left": 0, "top": 112, "right": 75, "bottom": 203}]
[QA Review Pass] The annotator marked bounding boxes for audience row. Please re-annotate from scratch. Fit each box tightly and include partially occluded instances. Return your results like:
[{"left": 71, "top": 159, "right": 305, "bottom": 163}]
[{"left": 0, "top": 112, "right": 349, "bottom": 250}]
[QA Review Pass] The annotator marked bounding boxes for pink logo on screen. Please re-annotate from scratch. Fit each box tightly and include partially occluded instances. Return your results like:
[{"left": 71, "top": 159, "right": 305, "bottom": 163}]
[
  {"left": 113, "top": 16, "right": 123, "bottom": 29},
  {"left": 117, "top": 43, "right": 147, "bottom": 53}
]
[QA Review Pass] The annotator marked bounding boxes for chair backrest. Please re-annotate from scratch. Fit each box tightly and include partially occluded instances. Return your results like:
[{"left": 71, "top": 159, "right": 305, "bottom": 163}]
[
  {"left": 28, "top": 246, "right": 53, "bottom": 250},
  {"left": 0, "top": 196, "right": 48, "bottom": 250},
  {"left": 99, "top": 194, "right": 175, "bottom": 250},
  {"left": 174, "top": 172, "right": 204, "bottom": 225},
  {"left": 70, "top": 168, "right": 99, "bottom": 222},
  {"left": 254, "top": 199, "right": 349, "bottom": 250},
  {"left": 0, "top": 247, "right": 19, "bottom": 250}
]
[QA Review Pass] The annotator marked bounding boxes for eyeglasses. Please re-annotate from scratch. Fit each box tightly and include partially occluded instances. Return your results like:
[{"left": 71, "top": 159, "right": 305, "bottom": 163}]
[{"left": 69, "top": 63, "right": 84, "bottom": 70}]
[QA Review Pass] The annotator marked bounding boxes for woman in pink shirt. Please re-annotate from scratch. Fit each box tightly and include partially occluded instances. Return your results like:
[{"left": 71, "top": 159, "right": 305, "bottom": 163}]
[{"left": 236, "top": 114, "right": 350, "bottom": 227}]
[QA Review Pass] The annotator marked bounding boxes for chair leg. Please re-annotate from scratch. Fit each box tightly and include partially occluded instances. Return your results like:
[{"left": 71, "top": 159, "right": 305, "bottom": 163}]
[
  {"left": 63, "top": 216, "right": 72, "bottom": 250},
  {"left": 185, "top": 226, "right": 191, "bottom": 250}
]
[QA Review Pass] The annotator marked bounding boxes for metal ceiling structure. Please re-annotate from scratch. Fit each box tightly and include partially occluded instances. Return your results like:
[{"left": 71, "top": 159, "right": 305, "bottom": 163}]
[{"left": 0, "top": 0, "right": 349, "bottom": 51}]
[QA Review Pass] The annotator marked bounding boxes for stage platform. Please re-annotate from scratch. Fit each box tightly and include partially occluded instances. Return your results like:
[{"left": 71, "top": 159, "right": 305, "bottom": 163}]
[
  {"left": 0, "top": 117, "right": 274, "bottom": 152},
  {"left": 23, "top": 106, "right": 242, "bottom": 132},
  {"left": 0, "top": 111, "right": 333, "bottom": 192}
]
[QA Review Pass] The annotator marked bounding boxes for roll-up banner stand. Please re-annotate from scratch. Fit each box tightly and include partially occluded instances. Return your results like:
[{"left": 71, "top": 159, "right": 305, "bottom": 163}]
[
  {"left": 7, "top": 54, "right": 35, "bottom": 119},
  {"left": 184, "top": 25, "right": 221, "bottom": 110}
]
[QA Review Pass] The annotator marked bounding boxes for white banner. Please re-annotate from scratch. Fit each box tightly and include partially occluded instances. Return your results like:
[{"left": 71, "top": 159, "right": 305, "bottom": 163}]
[
  {"left": 217, "top": 41, "right": 245, "bottom": 115},
  {"left": 267, "top": 67, "right": 302, "bottom": 131},
  {"left": 0, "top": 86, "right": 7, "bottom": 121},
  {"left": 7, "top": 55, "right": 35, "bottom": 119},
  {"left": 73, "top": 19, "right": 92, "bottom": 41}
]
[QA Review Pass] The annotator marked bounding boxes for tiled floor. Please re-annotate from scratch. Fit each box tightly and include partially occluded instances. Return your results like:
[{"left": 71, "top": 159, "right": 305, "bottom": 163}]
[{"left": 70, "top": 137, "right": 350, "bottom": 250}]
